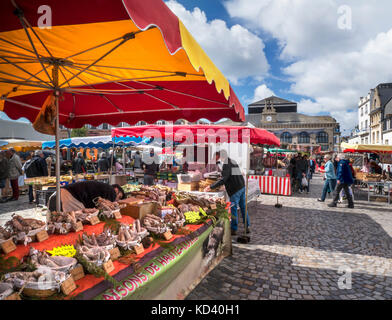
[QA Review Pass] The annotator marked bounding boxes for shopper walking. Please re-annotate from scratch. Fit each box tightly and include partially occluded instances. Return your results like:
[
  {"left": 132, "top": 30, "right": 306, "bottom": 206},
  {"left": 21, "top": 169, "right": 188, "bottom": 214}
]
[
  {"left": 204, "top": 150, "right": 250, "bottom": 235},
  {"left": 97, "top": 152, "right": 110, "bottom": 173},
  {"left": 328, "top": 153, "right": 354, "bottom": 209},
  {"left": 133, "top": 151, "right": 142, "bottom": 170},
  {"left": 0, "top": 151, "right": 9, "bottom": 203},
  {"left": 24, "top": 150, "right": 48, "bottom": 204},
  {"left": 7, "top": 148, "right": 23, "bottom": 201},
  {"left": 296, "top": 154, "right": 309, "bottom": 194},
  {"left": 142, "top": 149, "right": 159, "bottom": 186},
  {"left": 318, "top": 154, "right": 337, "bottom": 202},
  {"left": 72, "top": 152, "right": 87, "bottom": 174}
]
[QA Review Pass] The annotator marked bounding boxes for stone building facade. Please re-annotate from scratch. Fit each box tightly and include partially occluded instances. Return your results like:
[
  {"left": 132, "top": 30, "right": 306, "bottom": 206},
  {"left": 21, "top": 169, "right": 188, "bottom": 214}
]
[
  {"left": 370, "top": 83, "right": 392, "bottom": 145},
  {"left": 222, "top": 96, "right": 341, "bottom": 153}
]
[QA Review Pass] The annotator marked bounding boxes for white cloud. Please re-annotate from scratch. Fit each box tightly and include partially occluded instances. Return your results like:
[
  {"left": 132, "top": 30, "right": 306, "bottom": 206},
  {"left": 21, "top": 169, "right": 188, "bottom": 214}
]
[
  {"left": 224, "top": 0, "right": 392, "bottom": 60},
  {"left": 286, "top": 29, "right": 392, "bottom": 113},
  {"left": 224, "top": 0, "right": 392, "bottom": 131},
  {"left": 253, "top": 84, "right": 275, "bottom": 102},
  {"left": 165, "top": 0, "right": 269, "bottom": 84}
]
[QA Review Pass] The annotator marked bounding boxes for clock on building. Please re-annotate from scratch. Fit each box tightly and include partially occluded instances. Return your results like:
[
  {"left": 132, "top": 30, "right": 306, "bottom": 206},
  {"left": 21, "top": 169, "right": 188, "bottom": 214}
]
[{"left": 266, "top": 116, "right": 272, "bottom": 122}]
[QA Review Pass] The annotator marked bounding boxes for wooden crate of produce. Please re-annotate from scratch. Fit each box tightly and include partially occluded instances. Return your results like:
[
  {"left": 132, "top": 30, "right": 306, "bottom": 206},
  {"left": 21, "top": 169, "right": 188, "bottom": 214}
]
[
  {"left": 120, "top": 201, "right": 158, "bottom": 220},
  {"left": 364, "top": 174, "right": 382, "bottom": 182},
  {"left": 355, "top": 172, "right": 365, "bottom": 181},
  {"left": 177, "top": 182, "right": 199, "bottom": 192}
]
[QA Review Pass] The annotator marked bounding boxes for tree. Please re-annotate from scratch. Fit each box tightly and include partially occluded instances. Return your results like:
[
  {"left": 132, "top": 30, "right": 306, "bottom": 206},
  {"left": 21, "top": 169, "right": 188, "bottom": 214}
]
[{"left": 71, "top": 127, "right": 88, "bottom": 137}]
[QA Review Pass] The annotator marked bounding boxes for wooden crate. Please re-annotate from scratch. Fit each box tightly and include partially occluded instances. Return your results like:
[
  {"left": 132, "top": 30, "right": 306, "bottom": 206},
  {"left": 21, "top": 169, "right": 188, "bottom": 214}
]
[
  {"left": 177, "top": 182, "right": 199, "bottom": 192},
  {"left": 120, "top": 201, "right": 158, "bottom": 220}
]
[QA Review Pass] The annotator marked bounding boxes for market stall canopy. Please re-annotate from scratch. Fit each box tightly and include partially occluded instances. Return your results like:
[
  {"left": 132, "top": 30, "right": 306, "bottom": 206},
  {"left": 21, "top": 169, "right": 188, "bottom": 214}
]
[
  {"left": 41, "top": 135, "right": 151, "bottom": 150},
  {"left": 112, "top": 125, "right": 281, "bottom": 146},
  {"left": 341, "top": 143, "right": 392, "bottom": 154},
  {"left": 0, "top": 0, "right": 245, "bottom": 128},
  {"left": 267, "top": 148, "right": 297, "bottom": 154},
  {"left": 0, "top": 140, "right": 8, "bottom": 147},
  {"left": 0, "top": 139, "right": 43, "bottom": 152}
]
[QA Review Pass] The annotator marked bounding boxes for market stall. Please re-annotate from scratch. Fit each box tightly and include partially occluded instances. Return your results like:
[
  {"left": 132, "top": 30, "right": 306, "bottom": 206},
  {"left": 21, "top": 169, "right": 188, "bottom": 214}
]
[
  {"left": 112, "top": 125, "right": 281, "bottom": 199},
  {"left": 0, "top": 139, "right": 44, "bottom": 152},
  {"left": 341, "top": 143, "right": 392, "bottom": 204},
  {"left": 0, "top": 185, "right": 231, "bottom": 300},
  {"left": 42, "top": 136, "right": 150, "bottom": 150}
]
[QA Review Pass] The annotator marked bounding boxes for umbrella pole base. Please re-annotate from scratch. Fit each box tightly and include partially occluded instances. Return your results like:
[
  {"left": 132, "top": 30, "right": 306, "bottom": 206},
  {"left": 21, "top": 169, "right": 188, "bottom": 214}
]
[
  {"left": 237, "top": 235, "right": 250, "bottom": 243},
  {"left": 275, "top": 196, "right": 283, "bottom": 208}
]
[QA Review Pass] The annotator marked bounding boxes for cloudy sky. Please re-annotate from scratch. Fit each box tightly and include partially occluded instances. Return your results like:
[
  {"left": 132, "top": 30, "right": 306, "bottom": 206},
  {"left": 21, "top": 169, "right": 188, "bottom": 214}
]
[
  {"left": 165, "top": 0, "right": 392, "bottom": 134},
  {"left": 2, "top": 0, "right": 392, "bottom": 134}
]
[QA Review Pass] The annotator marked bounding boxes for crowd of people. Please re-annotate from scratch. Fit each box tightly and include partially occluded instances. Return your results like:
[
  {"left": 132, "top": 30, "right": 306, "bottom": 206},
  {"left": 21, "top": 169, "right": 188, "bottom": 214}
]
[{"left": 285, "top": 153, "right": 316, "bottom": 194}]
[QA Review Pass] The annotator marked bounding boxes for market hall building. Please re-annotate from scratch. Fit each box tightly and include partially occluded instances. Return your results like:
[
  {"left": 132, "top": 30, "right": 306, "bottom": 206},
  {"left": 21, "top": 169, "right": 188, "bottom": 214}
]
[{"left": 235, "top": 96, "right": 341, "bottom": 153}]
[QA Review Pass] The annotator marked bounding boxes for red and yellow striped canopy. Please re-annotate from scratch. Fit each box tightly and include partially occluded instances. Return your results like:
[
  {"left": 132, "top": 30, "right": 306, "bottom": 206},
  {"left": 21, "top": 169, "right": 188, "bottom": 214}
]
[{"left": 0, "top": 0, "right": 245, "bottom": 128}]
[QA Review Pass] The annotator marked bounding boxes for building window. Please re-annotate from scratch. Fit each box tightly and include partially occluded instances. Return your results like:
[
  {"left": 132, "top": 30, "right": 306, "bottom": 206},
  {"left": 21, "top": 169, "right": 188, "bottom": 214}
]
[
  {"left": 321, "top": 145, "right": 329, "bottom": 151},
  {"left": 298, "top": 132, "right": 310, "bottom": 144},
  {"left": 281, "top": 132, "right": 292, "bottom": 144},
  {"left": 316, "top": 132, "right": 329, "bottom": 144}
]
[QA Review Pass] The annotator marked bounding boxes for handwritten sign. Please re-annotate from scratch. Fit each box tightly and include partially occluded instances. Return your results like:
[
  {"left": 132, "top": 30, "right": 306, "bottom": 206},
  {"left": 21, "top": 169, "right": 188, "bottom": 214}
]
[
  {"left": 89, "top": 216, "right": 100, "bottom": 225},
  {"left": 70, "top": 264, "right": 85, "bottom": 281},
  {"left": 1, "top": 239, "right": 17, "bottom": 254},
  {"left": 134, "top": 244, "right": 144, "bottom": 255},
  {"left": 109, "top": 247, "right": 121, "bottom": 261},
  {"left": 163, "top": 231, "right": 173, "bottom": 241},
  {"left": 61, "top": 276, "right": 77, "bottom": 295},
  {"left": 47, "top": 245, "right": 76, "bottom": 257},
  {"left": 73, "top": 222, "right": 83, "bottom": 232},
  {"left": 103, "top": 259, "right": 115, "bottom": 274},
  {"left": 113, "top": 210, "right": 122, "bottom": 219},
  {"left": 36, "top": 230, "right": 49, "bottom": 242}
]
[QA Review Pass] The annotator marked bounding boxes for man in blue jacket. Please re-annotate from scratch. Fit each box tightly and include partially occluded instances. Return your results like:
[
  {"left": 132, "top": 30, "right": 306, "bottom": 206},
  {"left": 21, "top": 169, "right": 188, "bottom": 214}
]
[{"left": 328, "top": 153, "right": 354, "bottom": 208}]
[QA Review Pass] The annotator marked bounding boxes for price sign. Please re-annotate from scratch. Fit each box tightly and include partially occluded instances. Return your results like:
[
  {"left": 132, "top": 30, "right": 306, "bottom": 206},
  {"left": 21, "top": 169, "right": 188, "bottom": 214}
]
[
  {"left": 36, "top": 230, "right": 49, "bottom": 242},
  {"left": 61, "top": 276, "right": 77, "bottom": 295},
  {"left": 133, "top": 244, "right": 144, "bottom": 255},
  {"left": 1, "top": 239, "right": 17, "bottom": 254},
  {"left": 47, "top": 245, "right": 76, "bottom": 257},
  {"left": 103, "top": 259, "right": 115, "bottom": 274},
  {"left": 89, "top": 216, "right": 100, "bottom": 225}
]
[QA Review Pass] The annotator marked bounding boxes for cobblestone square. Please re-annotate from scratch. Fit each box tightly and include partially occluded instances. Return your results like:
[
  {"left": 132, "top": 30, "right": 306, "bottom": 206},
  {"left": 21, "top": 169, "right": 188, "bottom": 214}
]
[{"left": 187, "top": 175, "right": 392, "bottom": 300}]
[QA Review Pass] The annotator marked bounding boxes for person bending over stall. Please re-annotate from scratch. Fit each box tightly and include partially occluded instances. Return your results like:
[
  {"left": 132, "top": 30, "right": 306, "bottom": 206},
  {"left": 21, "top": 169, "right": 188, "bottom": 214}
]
[
  {"left": 204, "top": 150, "right": 250, "bottom": 236},
  {"left": 48, "top": 180, "right": 125, "bottom": 212}
]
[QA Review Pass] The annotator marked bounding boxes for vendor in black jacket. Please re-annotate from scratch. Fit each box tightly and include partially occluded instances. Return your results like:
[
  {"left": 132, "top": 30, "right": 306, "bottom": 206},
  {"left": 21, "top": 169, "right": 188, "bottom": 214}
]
[
  {"left": 48, "top": 181, "right": 125, "bottom": 212},
  {"left": 204, "top": 150, "right": 250, "bottom": 235}
]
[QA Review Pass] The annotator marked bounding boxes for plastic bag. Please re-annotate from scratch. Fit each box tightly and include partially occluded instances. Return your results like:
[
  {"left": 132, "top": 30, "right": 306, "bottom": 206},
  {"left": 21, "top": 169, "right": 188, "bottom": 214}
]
[{"left": 301, "top": 177, "right": 308, "bottom": 187}]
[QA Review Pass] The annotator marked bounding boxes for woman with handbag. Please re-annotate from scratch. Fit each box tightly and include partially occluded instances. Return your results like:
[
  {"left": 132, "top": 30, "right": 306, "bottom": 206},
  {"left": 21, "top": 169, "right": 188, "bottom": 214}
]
[{"left": 318, "top": 155, "right": 337, "bottom": 202}]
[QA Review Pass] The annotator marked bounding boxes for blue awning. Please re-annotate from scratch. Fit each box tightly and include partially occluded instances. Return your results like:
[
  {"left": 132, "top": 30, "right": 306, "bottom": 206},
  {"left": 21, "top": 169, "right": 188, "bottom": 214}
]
[{"left": 42, "top": 136, "right": 151, "bottom": 149}]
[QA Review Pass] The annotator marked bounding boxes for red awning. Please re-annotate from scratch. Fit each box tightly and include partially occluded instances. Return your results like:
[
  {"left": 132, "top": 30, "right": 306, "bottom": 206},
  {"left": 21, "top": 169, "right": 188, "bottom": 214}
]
[{"left": 112, "top": 125, "right": 281, "bottom": 146}]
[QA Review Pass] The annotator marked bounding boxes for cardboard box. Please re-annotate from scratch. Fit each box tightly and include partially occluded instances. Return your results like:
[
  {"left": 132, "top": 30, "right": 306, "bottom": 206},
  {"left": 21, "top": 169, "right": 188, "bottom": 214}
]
[
  {"left": 121, "top": 201, "right": 158, "bottom": 220},
  {"left": 177, "top": 182, "right": 199, "bottom": 192}
]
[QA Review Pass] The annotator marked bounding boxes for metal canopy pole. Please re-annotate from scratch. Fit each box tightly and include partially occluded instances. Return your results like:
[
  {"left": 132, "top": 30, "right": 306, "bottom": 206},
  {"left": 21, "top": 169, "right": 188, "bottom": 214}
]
[{"left": 53, "top": 64, "right": 61, "bottom": 212}]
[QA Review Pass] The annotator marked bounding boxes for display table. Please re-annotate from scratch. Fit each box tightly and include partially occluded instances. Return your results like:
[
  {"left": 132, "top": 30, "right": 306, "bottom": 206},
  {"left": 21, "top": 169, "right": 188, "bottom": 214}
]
[
  {"left": 249, "top": 175, "right": 292, "bottom": 196},
  {"left": 367, "top": 181, "right": 392, "bottom": 204},
  {"left": 4, "top": 214, "right": 231, "bottom": 300}
]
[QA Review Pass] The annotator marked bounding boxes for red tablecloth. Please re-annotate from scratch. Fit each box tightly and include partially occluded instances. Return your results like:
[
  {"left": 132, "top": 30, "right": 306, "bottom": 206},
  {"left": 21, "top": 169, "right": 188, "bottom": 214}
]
[{"left": 249, "top": 176, "right": 292, "bottom": 196}]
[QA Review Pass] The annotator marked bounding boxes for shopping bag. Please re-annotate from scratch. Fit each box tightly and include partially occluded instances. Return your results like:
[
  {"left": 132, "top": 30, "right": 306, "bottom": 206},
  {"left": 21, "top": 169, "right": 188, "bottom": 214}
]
[
  {"left": 18, "top": 175, "right": 25, "bottom": 187},
  {"left": 301, "top": 177, "right": 308, "bottom": 187}
]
